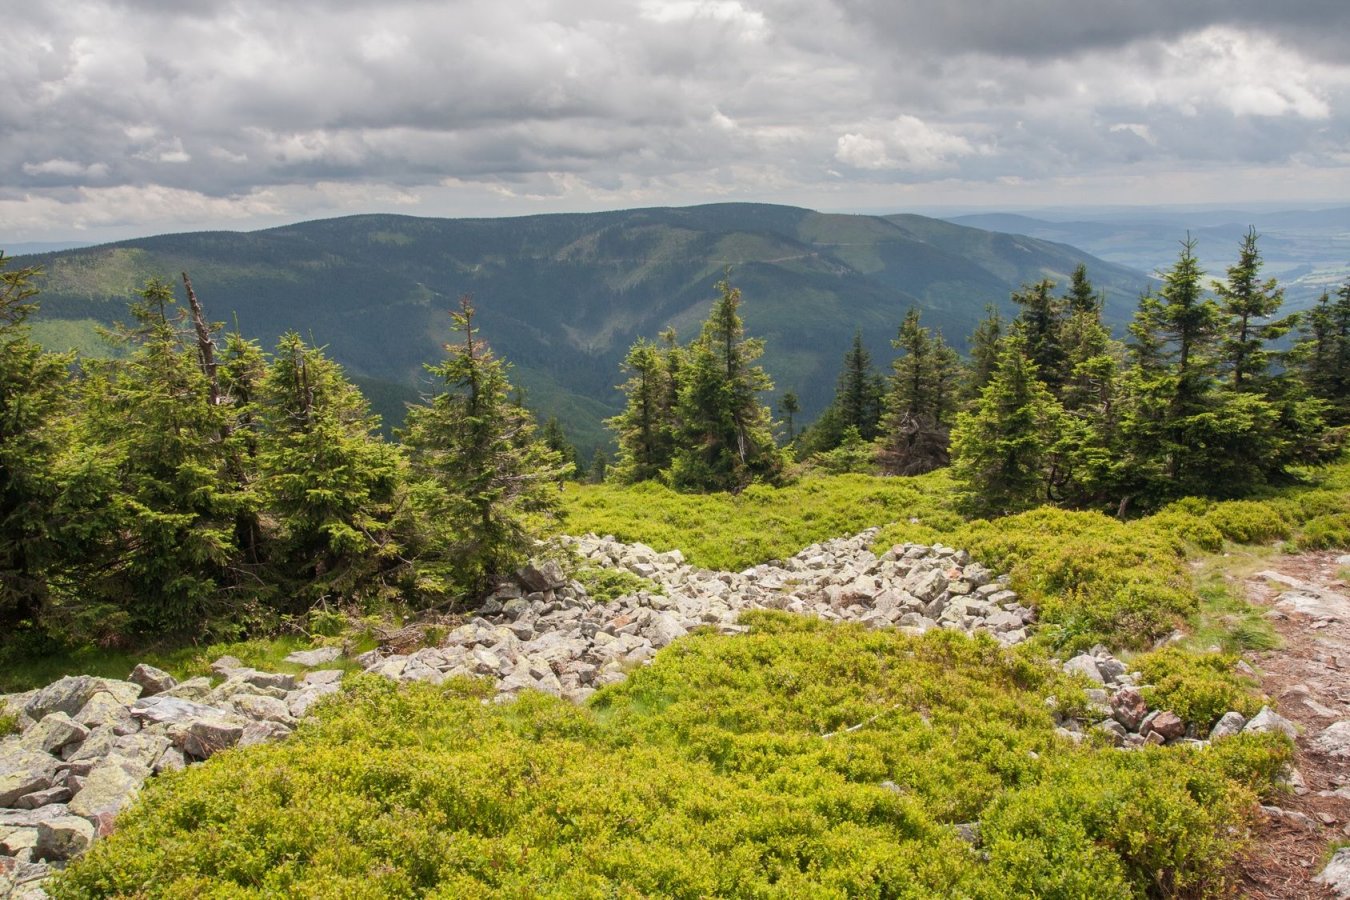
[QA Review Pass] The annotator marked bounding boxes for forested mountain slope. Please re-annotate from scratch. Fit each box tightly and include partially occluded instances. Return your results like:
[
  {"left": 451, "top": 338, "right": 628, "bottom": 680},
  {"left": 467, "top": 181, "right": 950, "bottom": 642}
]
[{"left": 15, "top": 203, "right": 1148, "bottom": 450}]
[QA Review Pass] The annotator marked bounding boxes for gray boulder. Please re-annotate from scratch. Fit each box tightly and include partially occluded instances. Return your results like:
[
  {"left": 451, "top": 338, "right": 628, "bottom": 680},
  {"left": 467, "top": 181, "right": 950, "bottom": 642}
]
[
  {"left": 1243, "top": 706, "right": 1298, "bottom": 739},
  {"left": 34, "top": 815, "right": 95, "bottom": 861},
  {"left": 518, "top": 559, "right": 566, "bottom": 592},
  {"left": 21, "top": 713, "right": 88, "bottom": 755},
  {"left": 175, "top": 717, "right": 245, "bottom": 760},
  {"left": 131, "top": 695, "right": 229, "bottom": 726},
  {"left": 68, "top": 757, "right": 149, "bottom": 825},
  {"left": 128, "top": 663, "right": 177, "bottom": 697},
  {"left": 283, "top": 647, "right": 342, "bottom": 667},
  {"left": 1311, "top": 720, "right": 1350, "bottom": 758},
  {"left": 1208, "top": 711, "right": 1247, "bottom": 740},
  {"left": 73, "top": 692, "right": 138, "bottom": 735},
  {"left": 1316, "top": 847, "right": 1350, "bottom": 899},
  {"left": 1063, "top": 654, "right": 1105, "bottom": 684}
]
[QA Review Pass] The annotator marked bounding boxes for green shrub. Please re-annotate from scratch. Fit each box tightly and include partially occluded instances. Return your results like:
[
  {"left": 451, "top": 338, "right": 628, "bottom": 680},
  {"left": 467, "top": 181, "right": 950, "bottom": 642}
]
[
  {"left": 0, "top": 711, "right": 18, "bottom": 735},
  {"left": 1203, "top": 500, "right": 1291, "bottom": 544},
  {"left": 1296, "top": 513, "right": 1350, "bottom": 550},
  {"left": 931, "top": 507, "right": 1197, "bottom": 653},
  {"left": 1149, "top": 506, "right": 1225, "bottom": 552},
  {"left": 54, "top": 616, "right": 1286, "bottom": 899},
  {"left": 574, "top": 566, "right": 656, "bottom": 603},
  {"left": 1133, "top": 647, "right": 1265, "bottom": 731}
]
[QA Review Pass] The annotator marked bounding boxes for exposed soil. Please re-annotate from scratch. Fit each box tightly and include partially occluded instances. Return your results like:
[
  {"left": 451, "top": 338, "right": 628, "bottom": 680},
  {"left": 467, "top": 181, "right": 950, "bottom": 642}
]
[{"left": 1233, "top": 552, "right": 1350, "bottom": 899}]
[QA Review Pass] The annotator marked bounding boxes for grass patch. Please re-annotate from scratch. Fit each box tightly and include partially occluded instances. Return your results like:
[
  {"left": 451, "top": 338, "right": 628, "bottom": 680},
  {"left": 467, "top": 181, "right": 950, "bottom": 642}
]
[
  {"left": 0, "top": 633, "right": 367, "bottom": 694},
  {"left": 53, "top": 615, "right": 1290, "bottom": 899},
  {"left": 559, "top": 471, "right": 960, "bottom": 572}
]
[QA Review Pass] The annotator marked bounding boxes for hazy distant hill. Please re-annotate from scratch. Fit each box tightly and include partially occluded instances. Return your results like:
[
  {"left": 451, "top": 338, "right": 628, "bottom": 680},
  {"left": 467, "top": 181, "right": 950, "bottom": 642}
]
[
  {"left": 949, "top": 207, "right": 1350, "bottom": 307},
  {"left": 13, "top": 203, "right": 1149, "bottom": 452}
]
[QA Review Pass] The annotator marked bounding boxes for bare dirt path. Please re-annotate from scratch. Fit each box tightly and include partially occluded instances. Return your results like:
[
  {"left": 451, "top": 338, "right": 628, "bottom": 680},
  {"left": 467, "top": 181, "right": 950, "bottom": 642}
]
[{"left": 1235, "top": 551, "right": 1350, "bottom": 898}]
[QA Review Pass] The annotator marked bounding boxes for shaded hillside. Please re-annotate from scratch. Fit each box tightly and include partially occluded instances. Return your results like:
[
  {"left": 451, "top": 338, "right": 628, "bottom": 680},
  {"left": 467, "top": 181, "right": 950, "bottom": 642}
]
[{"left": 14, "top": 203, "right": 1148, "bottom": 452}]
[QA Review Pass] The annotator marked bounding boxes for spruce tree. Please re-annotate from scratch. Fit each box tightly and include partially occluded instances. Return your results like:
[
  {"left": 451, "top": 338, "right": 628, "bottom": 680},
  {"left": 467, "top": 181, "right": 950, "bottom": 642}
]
[
  {"left": 668, "top": 277, "right": 784, "bottom": 492},
  {"left": 964, "top": 305, "right": 1005, "bottom": 402},
  {"left": 256, "top": 333, "right": 411, "bottom": 607},
  {"left": 835, "top": 330, "right": 884, "bottom": 441},
  {"left": 950, "top": 335, "right": 1067, "bottom": 517},
  {"left": 778, "top": 391, "right": 800, "bottom": 444},
  {"left": 1214, "top": 229, "right": 1291, "bottom": 391},
  {"left": 877, "top": 309, "right": 960, "bottom": 475},
  {"left": 0, "top": 255, "right": 74, "bottom": 634},
  {"left": 1291, "top": 283, "right": 1350, "bottom": 424},
  {"left": 540, "top": 416, "right": 579, "bottom": 479},
  {"left": 71, "top": 278, "right": 248, "bottom": 636},
  {"left": 402, "top": 295, "right": 566, "bottom": 595},
  {"left": 607, "top": 339, "right": 674, "bottom": 483},
  {"left": 1011, "top": 279, "right": 1068, "bottom": 391}
]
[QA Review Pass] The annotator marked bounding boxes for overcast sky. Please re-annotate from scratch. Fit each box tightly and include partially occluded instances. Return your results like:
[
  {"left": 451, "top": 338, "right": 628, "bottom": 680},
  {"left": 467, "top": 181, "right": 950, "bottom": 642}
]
[{"left": 4, "top": 0, "right": 1350, "bottom": 243}]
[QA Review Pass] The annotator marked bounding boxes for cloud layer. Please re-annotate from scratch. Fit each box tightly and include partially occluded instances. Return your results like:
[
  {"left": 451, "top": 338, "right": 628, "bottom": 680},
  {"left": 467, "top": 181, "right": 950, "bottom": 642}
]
[{"left": 5, "top": 0, "right": 1349, "bottom": 240}]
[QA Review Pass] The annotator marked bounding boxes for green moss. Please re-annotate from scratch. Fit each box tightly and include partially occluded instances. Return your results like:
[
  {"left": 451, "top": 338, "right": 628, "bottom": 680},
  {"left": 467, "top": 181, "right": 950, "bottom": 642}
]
[
  {"left": 0, "top": 711, "right": 18, "bottom": 735},
  {"left": 53, "top": 617, "right": 1288, "bottom": 899}
]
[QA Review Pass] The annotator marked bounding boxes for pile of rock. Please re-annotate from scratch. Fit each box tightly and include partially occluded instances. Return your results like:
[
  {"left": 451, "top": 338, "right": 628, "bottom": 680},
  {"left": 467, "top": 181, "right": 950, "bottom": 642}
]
[
  {"left": 359, "top": 530, "right": 1037, "bottom": 703},
  {"left": 0, "top": 649, "right": 345, "bottom": 897},
  {"left": 1054, "top": 645, "right": 1296, "bottom": 749}
]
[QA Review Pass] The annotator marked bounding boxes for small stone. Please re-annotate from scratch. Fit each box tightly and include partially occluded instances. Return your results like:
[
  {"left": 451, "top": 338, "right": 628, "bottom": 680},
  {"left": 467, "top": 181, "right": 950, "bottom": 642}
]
[
  {"left": 15, "top": 786, "right": 72, "bottom": 809},
  {"left": 1312, "top": 721, "right": 1350, "bottom": 758},
  {"left": 128, "top": 664, "right": 177, "bottom": 697}
]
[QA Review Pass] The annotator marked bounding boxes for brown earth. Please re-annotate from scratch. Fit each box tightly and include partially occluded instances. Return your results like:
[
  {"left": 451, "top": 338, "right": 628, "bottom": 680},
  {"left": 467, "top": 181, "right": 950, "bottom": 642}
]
[{"left": 1233, "top": 552, "right": 1350, "bottom": 899}]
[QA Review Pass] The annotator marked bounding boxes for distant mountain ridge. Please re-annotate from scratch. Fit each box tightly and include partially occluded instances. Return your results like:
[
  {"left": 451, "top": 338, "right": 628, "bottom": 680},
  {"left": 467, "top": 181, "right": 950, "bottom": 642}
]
[{"left": 12, "top": 203, "right": 1150, "bottom": 452}]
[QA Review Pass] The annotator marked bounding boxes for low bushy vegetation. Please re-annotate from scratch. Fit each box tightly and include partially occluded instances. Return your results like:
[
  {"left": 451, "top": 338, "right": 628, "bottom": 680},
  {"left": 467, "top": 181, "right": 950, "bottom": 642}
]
[
  {"left": 1133, "top": 648, "right": 1265, "bottom": 731},
  {"left": 53, "top": 616, "right": 1289, "bottom": 899},
  {"left": 572, "top": 566, "right": 657, "bottom": 603}
]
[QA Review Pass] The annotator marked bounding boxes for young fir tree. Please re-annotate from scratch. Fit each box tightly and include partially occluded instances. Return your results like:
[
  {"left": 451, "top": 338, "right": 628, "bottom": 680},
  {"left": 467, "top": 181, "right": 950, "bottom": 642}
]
[
  {"left": 1120, "top": 239, "right": 1292, "bottom": 502},
  {"left": 607, "top": 339, "right": 674, "bottom": 483},
  {"left": 540, "top": 416, "right": 579, "bottom": 479},
  {"left": 668, "top": 277, "right": 785, "bottom": 492},
  {"left": 834, "top": 330, "right": 884, "bottom": 441},
  {"left": 877, "top": 309, "right": 960, "bottom": 475},
  {"left": 1291, "top": 283, "right": 1350, "bottom": 425},
  {"left": 402, "top": 295, "right": 566, "bottom": 596},
  {"left": 255, "top": 333, "right": 411, "bottom": 608},
  {"left": 778, "top": 391, "right": 800, "bottom": 444},
  {"left": 71, "top": 278, "right": 248, "bottom": 636},
  {"left": 950, "top": 334, "right": 1067, "bottom": 518},
  {"left": 963, "top": 305, "right": 1005, "bottom": 402},
  {"left": 0, "top": 255, "right": 75, "bottom": 634},
  {"left": 1011, "top": 279, "right": 1068, "bottom": 391},
  {"left": 1213, "top": 228, "right": 1293, "bottom": 391}
]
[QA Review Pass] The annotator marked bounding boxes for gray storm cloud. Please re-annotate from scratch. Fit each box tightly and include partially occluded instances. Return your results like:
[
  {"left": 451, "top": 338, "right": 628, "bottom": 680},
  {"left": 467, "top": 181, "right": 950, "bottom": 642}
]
[{"left": 3, "top": 0, "right": 1348, "bottom": 240}]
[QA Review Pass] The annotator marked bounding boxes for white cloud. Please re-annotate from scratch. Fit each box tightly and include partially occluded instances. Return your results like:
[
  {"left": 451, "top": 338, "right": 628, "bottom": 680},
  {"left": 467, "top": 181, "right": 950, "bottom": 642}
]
[{"left": 836, "top": 117, "right": 975, "bottom": 171}]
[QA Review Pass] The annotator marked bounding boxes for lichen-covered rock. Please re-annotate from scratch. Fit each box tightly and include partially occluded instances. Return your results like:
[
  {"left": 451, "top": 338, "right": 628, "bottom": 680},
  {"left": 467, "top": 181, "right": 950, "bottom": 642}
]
[
  {"left": 1311, "top": 720, "right": 1350, "bottom": 758},
  {"left": 20, "top": 713, "right": 88, "bottom": 755},
  {"left": 283, "top": 647, "right": 342, "bottom": 667},
  {"left": 1315, "top": 847, "right": 1350, "bottom": 899},
  {"left": 34, "top": 815, "right": 95, "bottom": 861},
  {"left": 1208, "top": 711, "right": 1247, "bottom": 740},
  {"left": 1243, "top": 706, "right": 1298, "bottom": 739},
  {"left": 127, "top": 664, "right": 177, "bottom": 697}
]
